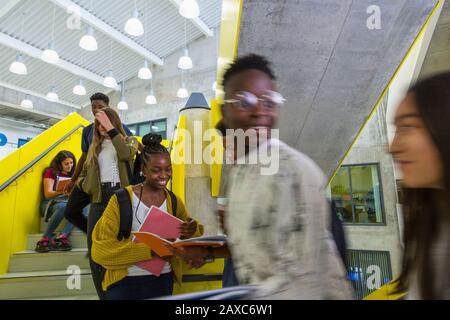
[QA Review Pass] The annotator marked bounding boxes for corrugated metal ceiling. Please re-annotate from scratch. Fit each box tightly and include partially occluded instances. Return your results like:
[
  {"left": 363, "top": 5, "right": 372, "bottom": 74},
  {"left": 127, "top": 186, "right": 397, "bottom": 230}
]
[{"left": 0, "top": 0, "right": 222, "bottom": 111}]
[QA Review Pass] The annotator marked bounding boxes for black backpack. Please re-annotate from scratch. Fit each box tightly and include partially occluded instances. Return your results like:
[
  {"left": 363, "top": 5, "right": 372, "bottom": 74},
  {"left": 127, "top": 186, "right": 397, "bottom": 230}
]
[{"left": 115, "top": 188, "right": 178, "bottom": 241}]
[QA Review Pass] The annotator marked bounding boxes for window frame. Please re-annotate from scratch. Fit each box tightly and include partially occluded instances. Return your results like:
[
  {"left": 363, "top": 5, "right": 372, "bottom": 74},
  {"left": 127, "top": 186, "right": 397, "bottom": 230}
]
[
  {"left": 127, "top": 118, "right": 167, "bottom": 139},
  {"left": 332, "top": 162, "right": 386, "bottom": 226}
]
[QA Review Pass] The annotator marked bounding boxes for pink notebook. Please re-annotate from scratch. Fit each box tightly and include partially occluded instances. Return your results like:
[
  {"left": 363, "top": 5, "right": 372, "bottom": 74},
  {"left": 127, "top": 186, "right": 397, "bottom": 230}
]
[{"left": 134, "top": 205, "right": 183, "bottom": 276}]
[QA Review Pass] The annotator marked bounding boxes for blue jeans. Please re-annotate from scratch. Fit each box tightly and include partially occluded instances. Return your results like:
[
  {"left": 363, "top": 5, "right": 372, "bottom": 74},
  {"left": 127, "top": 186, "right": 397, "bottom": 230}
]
[
  {"left": 106, "top": 273, "right": 173, "bottom": 300},
  {"left": 40, "top": 199, "right": 88, "bottom": 238}
]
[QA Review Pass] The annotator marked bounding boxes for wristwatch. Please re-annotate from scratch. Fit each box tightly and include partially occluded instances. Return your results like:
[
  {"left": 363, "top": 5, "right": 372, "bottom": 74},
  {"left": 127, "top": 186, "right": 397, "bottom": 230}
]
[{"left": 203, "top": 247, "right": 215, "bottom": 263}]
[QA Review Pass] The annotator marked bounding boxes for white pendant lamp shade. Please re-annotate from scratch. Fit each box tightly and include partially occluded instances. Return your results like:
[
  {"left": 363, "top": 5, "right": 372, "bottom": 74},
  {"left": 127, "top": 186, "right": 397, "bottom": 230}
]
[
  {"left": 9, "top": 54, "right": 27, "bottom": 75},
  {"left": 41, "top": 41, "right": 59, "bottom": 64},
  {"left": 125, "top": 9, "right": 144, "bottom": 36},
  {"left": 178, "top": 48, "right": 193, "bottom": 70},
  {"left": 179, "top": 0, "right": 200, "bottom": 19},
  {"left": 177, "top": 86, "right": 188, "bottom": 98},
  {"left": 145, "top": 89, "right": 157, "bottom": 104},
  {"left": 79, "top": 26, "right": 98, "bottom": 51},
  {"left": 21, "top": 95, "right": 33, "bottom": 109},
  {"left": 138, "top": 61, "right": 152, "bottom": 79},
  {"left": 73, "top": 79, "right": 86, "bottom": 96},
  {"left": 103, "top": 70, "right": 118, "bottom": 88},
  {"left": 46, "top": 87, "right": 59, "bottom": 102},
  {"left": 117, "top": 96, "right": 128, "bottom": 110}
]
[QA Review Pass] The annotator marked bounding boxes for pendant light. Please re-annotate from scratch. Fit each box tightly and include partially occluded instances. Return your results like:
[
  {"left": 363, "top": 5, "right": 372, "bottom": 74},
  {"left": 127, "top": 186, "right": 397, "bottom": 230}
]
[
  {"left": 103, "top": 70, "right": 117, "bottom": 88},
  {"left": 103, "top": 40, "right": 118, "bottom": 88},
  {"left": 138, "top": 60, "right": 152, "bottom": 79},
  {"left": 79, "top": 1, "right": 97, "bottom": 51},
  {"left": 79, "top": 25, "right": 98, "bottom": 51},
  {"left": 146, "top": 78, "right": 157, "bottom": 104},
  {"left": 10, "top": 12, "right": 27, "bottom": 75},
  {"left": 73, "top": 49, "right": 87, "bottom": 95},
  {"left": 177, "top": 86, "right": 188, "bottom": 98},
  {"left": 73, "top": 79, "right": 86, "bottom": 96},
  {"left": 46, "top": 86, "right": 59, "bottom": 102},
  {"left": 10, "top": 54, "right": 27, "bottom": 75},
  {"left": 21, "top": 95, "right": 33, "bottom": 109},
  {"left": 179, "top": 0, "right": 200, "bottom": 19},
  {"left": 143, "top": 11, "right": 156, "bottom": 104},
  {"left": 145, "top": 90, "right": 157, "bottom": 104},
  {"left": 178, "top": 19, "right": 193, "bottom": 70},
  {"left": 138, "top": 12, "right": 152, "bottom": 79},
  {"left": 117, "top": 82, "right": 128, "bottom": 110},
  {"left": 42, "top": 5, "right": 59, "bottom": 64},
  {"left": 177, "top": 70, "right": 188, "bottom": 98},
  {"left": 125, "top": 1, "right": 144, "bottom": 36}
]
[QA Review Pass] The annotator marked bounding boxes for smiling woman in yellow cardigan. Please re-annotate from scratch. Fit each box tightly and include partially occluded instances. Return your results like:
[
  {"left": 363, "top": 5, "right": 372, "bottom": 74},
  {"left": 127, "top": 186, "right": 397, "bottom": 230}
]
[{"left": 91, "top": 133, "right": 204, "bottom": 300}]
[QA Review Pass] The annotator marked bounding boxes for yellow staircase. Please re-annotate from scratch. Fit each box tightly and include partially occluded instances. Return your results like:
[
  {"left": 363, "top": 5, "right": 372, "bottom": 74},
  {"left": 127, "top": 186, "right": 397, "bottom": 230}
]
[{"left": 0, "top": 113, "right": 224, "bottom": 299}]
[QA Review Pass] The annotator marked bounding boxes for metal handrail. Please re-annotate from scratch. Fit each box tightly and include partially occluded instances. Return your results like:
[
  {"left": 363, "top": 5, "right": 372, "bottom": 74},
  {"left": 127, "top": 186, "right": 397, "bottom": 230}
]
[
  {"left": 0, "top": 124, "right": 85, "bottom": 192},
  {"left": 168, "top": 123, "right": 178, "bottom": 153}
]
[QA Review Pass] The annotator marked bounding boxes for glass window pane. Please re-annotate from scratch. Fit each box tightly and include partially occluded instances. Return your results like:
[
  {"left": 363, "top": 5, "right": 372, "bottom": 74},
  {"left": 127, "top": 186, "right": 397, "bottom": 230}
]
[
  {"left": 350, "top": 165, "right": 383, "bottom": 223},
  {"left": 127, "top": 124, "right": 137, "bottom": 136},
  {"left": 138, "top": 123, "right": 151, "bottom": 136},
  {"left": 151, "top": 119, "right": 166, "bottom": 132},
  {"left": 330, "top": 167, "right": 353, "bottom": 223},
  {"left": 154, "top": 131, "right": 167, "bottom": 140}
]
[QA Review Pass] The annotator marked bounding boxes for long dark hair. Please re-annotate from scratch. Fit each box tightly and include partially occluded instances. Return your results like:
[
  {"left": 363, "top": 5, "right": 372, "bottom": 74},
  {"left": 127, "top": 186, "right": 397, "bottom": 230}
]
[
  {"left": 48, "top": 150, "right": 76, "bottom": 178},
  {"left": 395, "top": 72, "right": 450, "bottom": 299}
]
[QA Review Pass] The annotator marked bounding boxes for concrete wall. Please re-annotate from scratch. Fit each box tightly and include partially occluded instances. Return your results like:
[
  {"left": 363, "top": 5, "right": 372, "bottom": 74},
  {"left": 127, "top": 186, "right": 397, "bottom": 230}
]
[
  {"left": 340, "top": 96, "right": 403, "bottom": 277},
  {"left": 237, "top": 0, "right": 438, "bottom": 179},
  {"left": 78, "top": 34, "right": 218, "bottom": 140},
  {"left": 419, "top": 0, "right": 450, "bottom": 79}
]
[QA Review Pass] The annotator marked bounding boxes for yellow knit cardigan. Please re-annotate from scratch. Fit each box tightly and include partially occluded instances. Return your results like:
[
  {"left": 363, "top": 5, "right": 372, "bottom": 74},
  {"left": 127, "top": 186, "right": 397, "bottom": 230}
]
[{"left": 91, "top": 186, "right": 204, "bottom": 291}]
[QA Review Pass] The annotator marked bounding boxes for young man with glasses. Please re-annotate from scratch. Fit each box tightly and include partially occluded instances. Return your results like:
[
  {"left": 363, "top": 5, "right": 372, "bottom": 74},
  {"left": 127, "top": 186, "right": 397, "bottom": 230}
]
[{"left": 172, "top": 54, "right": 352, "bottom": 299}]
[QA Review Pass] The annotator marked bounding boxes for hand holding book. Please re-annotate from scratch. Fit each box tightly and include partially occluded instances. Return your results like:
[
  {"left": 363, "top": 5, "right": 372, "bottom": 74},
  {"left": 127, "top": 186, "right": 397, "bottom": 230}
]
[
  {"left": 166, "top": 245, "right": 209, "bottom": 269},
  {"left": 179, "top": 218, "right": 197, "bottom": 239},
  {"left": 133, "top": 232, "right": 226, "bottom": 259}
]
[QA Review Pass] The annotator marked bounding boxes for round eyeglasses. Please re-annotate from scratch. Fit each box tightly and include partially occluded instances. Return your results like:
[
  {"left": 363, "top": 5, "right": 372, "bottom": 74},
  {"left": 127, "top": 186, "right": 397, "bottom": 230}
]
[{"left": 224, "top": 90, "right": 286, "bottom": 110}]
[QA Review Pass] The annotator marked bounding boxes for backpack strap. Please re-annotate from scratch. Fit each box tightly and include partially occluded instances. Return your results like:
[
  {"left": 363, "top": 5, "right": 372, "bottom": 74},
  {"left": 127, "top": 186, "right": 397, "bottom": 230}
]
[
  {"left": 167, "top": 189, "right": 177, "bottom": 217},
  {"left": 115, "top": 188, "right": 133, "bottom": 241}
]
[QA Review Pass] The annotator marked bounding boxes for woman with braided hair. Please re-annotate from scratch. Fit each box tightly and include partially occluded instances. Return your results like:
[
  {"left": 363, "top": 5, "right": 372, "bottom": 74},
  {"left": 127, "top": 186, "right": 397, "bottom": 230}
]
[{"left": 91, "top": 133, "right": 204, "bottom": 300}]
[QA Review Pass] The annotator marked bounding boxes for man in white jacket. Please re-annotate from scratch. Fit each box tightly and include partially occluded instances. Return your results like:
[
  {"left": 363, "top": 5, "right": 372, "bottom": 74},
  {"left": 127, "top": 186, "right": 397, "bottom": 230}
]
[{"left": 176, "top": 54, "right": 353, "bottom": 299}]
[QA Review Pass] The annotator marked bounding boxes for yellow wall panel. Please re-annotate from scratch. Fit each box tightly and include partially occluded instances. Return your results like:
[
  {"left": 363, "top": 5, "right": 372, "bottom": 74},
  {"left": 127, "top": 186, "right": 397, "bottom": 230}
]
[{"left": 0, "top": 113, "right": 89, "bottom": 275}]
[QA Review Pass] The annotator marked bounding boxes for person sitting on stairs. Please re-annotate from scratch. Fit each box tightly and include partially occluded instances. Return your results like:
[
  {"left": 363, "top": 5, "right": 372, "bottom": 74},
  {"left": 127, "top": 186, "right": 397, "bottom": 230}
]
[{"left": 35, "top": 150, "right": 88, "bottom": 253}]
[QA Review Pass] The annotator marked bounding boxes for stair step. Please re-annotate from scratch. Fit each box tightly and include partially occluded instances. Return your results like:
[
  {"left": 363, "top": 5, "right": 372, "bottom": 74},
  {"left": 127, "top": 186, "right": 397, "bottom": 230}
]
[
  {"left": 0, "top": 269, "right": 91, "bottom": 279},
  {"left": 0, "top": 269, "right": 96, "bottom": 299},
  {"left": 9, "top": 249, "right": 90, "bottom": 273},
  {"left": 26, "top": 294, "right": 99, "bottom": 300},
  {"left": 40, "top": 218, "right": 85, "bottom": 233},
  {"left": 27, "top": 232, "right": 87, "bottom": 250}
]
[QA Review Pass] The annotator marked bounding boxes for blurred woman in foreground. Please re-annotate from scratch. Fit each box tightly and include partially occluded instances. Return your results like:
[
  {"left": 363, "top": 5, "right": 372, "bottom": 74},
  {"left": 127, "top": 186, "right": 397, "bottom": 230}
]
[{"left": 390, "top": 72, "right": 450, "bottom": 299}]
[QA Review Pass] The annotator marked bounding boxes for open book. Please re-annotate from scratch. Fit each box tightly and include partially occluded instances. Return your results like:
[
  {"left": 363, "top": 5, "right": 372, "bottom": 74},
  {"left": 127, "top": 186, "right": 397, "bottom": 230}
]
[
  {"left": 133, "top": 205, "right": 183, "bottom": 275},
  {"left": 55, "top": 176, "right": 71, "bottom": 192},
  {"left": 133, "top": 232, "right": 227, "bottom": 258}
]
